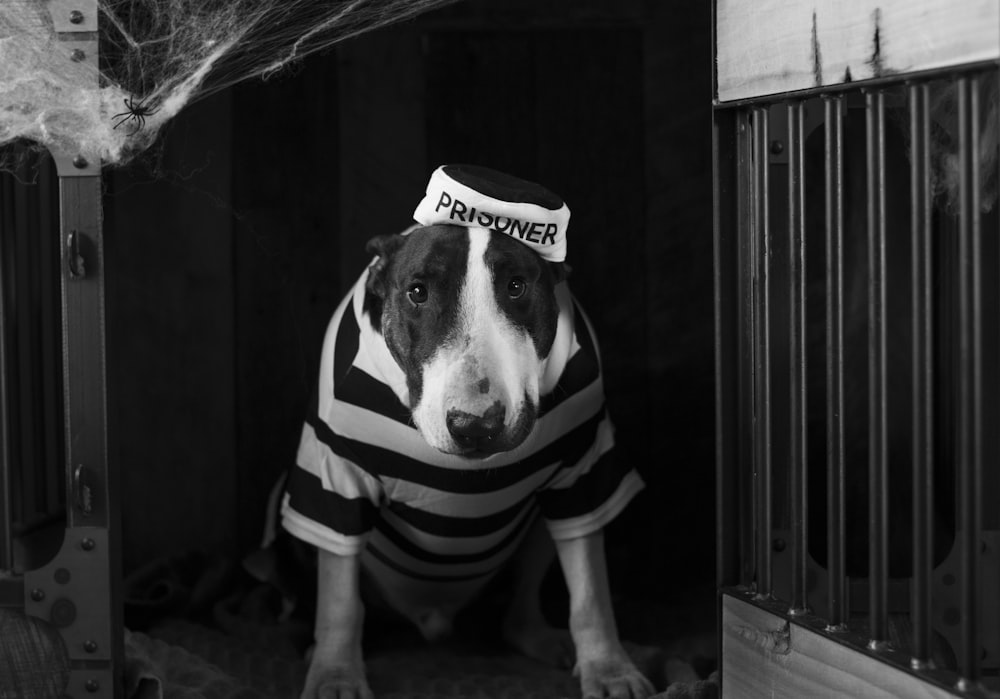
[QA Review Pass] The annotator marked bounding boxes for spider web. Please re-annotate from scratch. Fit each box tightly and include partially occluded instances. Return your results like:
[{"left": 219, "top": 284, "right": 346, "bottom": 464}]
[{"left": 0, "top": 0, "right": 456, "bottom": 167}]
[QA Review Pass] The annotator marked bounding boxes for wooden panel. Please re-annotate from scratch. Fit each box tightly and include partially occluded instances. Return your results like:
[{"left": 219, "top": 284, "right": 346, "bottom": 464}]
[
  {"left": 106, "top": 91, "right": 236, "bottom": 573},
  {"left": 338, "top": 29, "right": 428, "bottom": 292},
  {"left": 641, "top": 1, "right": 716, "bottom": 584},
  {"left": 231, "top": 55, "right": 342, "bottom": 554},
  {"left": 716, "top": 0, "right": 999, "bottom": 102},
  {"left": 722, "top": 595, "right": 957, "bottom": 698}
]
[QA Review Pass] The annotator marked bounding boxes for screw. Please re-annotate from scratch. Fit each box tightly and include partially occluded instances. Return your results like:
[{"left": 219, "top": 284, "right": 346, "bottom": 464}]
[
  {"left": 70, "top": 49, "right": 86, "bottom": 62},
  {"left": 30, "top": 588, "right": 45, "bottom": 602},
  {"left": 769, "top": 140, "right": 784, "bottom": 155},
  {"left": 81, "top": 537, "right": 96, "bottom": 551},
  {"left": 69, "top": 10, "right": 84, "bottom": 24},
  {"left": 84, "top": 679, "right": 99, "bottom": 693},
  {"left": 72, "top": 155, "right": 88, "bottom": 169},
  {"left": 84, "top": 640, "right": 98, "bottom": 654}
]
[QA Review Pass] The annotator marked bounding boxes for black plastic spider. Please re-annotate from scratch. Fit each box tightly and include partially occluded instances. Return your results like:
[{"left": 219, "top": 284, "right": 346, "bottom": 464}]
[{"left": 111, "top": 95, "right": 158, "bottom": 134}]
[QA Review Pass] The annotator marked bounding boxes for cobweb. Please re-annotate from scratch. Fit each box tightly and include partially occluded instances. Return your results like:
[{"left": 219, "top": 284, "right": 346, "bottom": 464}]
[{"left": 0, "top": 0, "right": 456, "bottom": 166}]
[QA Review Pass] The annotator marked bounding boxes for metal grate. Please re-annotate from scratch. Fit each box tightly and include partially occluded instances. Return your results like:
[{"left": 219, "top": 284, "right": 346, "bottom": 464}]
[
  {"left": 0, "top": 144, "right": 66, "bottom": 574},
  {"left": 715, "top": 67, "right": 1000, "bottom": 694}
]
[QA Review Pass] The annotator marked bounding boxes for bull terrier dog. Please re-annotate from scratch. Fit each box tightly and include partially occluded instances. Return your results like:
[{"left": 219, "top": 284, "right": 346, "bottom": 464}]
[{"left": 282, "top": 165, "right": 652, "bottom": 699}]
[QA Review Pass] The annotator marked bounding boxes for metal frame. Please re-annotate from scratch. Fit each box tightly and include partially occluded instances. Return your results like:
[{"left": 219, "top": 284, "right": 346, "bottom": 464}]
[
  {"left": 715, "top": 65, "right": 999, "bottom": 697},
  {"left": 0, "top": 0, "right": 121, "bottom": 695}
]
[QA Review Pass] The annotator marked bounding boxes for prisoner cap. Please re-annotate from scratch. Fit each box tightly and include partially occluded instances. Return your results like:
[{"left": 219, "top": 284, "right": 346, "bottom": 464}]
[{"left": 412, "top": 164, "right": 570, "bottom": 262}]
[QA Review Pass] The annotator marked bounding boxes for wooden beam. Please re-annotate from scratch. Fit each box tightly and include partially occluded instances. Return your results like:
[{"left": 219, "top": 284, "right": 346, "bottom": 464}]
[
  {"left": 716, "top": 0, "right": 999, "bottom": 102},
  {"left": 722, "top": 594, "right": 959, "bottom": 698}
]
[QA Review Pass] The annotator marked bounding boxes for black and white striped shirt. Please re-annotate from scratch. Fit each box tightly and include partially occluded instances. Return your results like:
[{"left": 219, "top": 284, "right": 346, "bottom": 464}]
[{"left": 281, "top": 271, "right": 644, "bottom": 612}]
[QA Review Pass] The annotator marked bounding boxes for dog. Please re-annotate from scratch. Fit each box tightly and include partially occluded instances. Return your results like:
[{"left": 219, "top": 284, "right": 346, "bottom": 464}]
[{"left": 281, "top": 165, "right": 652, "bottom": 699}]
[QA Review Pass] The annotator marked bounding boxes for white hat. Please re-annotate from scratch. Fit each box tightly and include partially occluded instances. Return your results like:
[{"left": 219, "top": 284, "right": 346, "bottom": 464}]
[{"left": 412, "top": 165, "right": 570, "bottom": 262}]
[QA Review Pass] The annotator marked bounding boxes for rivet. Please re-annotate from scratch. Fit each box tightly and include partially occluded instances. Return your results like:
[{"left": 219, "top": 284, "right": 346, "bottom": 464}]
[
  {"left": 84, "top": 640, "right": 98, "bottom": 654},
  {"left": 81, "top": 537, "right": 96, "bottom": 551},
  {"left": 769, "top": 140, "right": 784, "bottom": 155},
  {"left": 69, "top": 10, "right": 84, "bottom": 24},
  {"left": 70, "top": 49, "right": 86, "bottom": 62},
  {"left": 72, "top": 155, "right": 88, "bottom": 169},
  {"left": 84, "top": 678, "right": 99, "bottom": 693},
  {"left": 30, "top": 588, "right": 45, "bottom": 602}
]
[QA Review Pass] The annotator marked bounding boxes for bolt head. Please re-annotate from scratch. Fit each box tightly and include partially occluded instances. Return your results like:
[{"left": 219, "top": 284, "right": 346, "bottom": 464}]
[
  {"left": 69, "top": 10, "right": 84, "bottom": 24},
  {"left": 84, "top": 678, "right": 99, "bottom": 693},
  {"left": 770, "top": 140, "right": 784, "bottom": 155},
  {"left": 84, "top": 640, "right": 98, "bottom": 653},
  {"left": 30, "top": 588, "right": 45, "bottom": 602},
  {"left": 70, "top": 48, "right": 86, "bottom": 62},
  {"left": 81, "top": 537, "right": 96, "bottom": 551},
  {"left": 72, "top": 155, "right": 88, "bottom": 169}
]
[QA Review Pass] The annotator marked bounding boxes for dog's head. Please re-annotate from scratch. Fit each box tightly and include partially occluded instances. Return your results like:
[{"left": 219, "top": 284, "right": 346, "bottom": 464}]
[{"left": 364, "top": 224, "right": 568, "bottom": 458}]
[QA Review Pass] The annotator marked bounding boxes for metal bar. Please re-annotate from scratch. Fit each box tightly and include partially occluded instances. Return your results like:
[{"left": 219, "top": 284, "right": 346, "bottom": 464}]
[
  {"left": 39, "top": 156, "right": 64, "bottom": 517},
  {"left": 736, "top": 109, "right": 756, "bottom": 588},
  {"left": 6, "top": 170, "right": 38, "bottom": 524},
  {"left": 0, "top": 165, "right": 13, "bottom": 572},
  {"left": 752, "top": 105, "right": 773, "bottom": 599},
  {"left": 787, "top": 100, "right": 808, "bottom": 615},
  {"left": 865, "top": 88, "right": 889, "bottom": 649},
  {"left": 955, "top": 74, "right": 983, "bottom": 690},
  {"left": 714, "top": 106, "right": 741, "bottom": 588},
  {"left": 58, "top": 176, "right": 110, "bottom": 530},
  {"left": 908, "top": 80, "right": 934, "bottom": 670},
  {"left": 824, "top": 94, "right": 847, "bottom": 631}
]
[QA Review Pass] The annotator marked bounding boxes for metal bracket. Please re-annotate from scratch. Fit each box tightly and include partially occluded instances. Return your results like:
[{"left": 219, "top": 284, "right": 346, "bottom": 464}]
[
  {"left": 51, "top": 153, "right": 101, "bottom": 178},
  {"left": 47, "top": 2, "right": 102, "bottom": 176},
  {"left": 47, "top": 0, "right": 99, "bottom": 34},
  {"left": 23, "top": 528, "right": 112, "bottom": 661},
  {"left": 933, "top": 530, "right": 1000, "bottom": 670}
]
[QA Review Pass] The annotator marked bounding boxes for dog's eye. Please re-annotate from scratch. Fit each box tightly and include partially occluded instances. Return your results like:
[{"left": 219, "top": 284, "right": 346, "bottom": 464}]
[
  {"left": 507, "top": 277, "right": 527, "bottom": 300},
  {"left": 407, "top": 283, "right": 428, "bottom": 305}
]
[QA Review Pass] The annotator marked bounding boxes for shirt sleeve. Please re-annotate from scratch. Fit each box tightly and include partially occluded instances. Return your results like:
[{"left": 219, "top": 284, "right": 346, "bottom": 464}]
[
  {"left": 537, "top": 409, "right": 644, "bottom": 542},
  {"left": 280, "top": 418, "right": 384, "bottom": 556}
]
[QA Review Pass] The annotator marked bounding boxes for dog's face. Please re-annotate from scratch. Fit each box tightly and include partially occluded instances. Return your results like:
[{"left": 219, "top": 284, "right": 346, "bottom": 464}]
[{"left": 364, "top": 224, "right": 565, "bottom": 458}]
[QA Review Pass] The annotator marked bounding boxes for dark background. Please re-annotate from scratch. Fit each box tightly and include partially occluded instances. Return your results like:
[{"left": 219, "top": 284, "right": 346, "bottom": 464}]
[{"left": 104, "top": 0, "right": 715, "bottom": 608}]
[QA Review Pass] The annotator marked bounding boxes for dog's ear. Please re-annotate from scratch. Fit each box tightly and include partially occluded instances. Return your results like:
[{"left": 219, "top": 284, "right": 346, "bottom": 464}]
[
  {"left": 365, "top": 233, "right": 406, "bottom": 299},
  {"left": 549, "top": 261, "right": 572, "bottom": 284}
]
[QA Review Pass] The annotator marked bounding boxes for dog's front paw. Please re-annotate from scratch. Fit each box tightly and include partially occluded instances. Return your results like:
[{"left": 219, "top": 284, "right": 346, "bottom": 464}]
[
  {"left": 577, "top": 655, "right": 655, "bottom": 699},
  {"left": 301, "top": 660, "right": 373, "bottom": 699}
]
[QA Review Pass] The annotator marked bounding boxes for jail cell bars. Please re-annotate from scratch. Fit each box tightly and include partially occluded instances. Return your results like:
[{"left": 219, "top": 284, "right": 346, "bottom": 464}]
[
  {"left": 0, "top": 145, "right": 66, "bottom": 575},
  {"left": 715, "top": 67, "right": 1000, "bottom": 695}
]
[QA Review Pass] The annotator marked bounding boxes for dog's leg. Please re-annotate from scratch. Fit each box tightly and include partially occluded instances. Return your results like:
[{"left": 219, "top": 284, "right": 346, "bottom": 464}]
[
  {"left": 502, "top": 515, "right": 575, "bottom": 669},
  {"left": 301, "top": 549, "right": 372, "bottom": 699},
  {"left": 554, "top": 530, "right": 654, "bottom": 699}
]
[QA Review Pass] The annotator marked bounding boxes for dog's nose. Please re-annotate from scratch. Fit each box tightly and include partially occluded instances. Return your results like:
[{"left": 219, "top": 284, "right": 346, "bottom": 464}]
[{"left": 446, "top": 402, "right": 505, "bottom": 449}]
